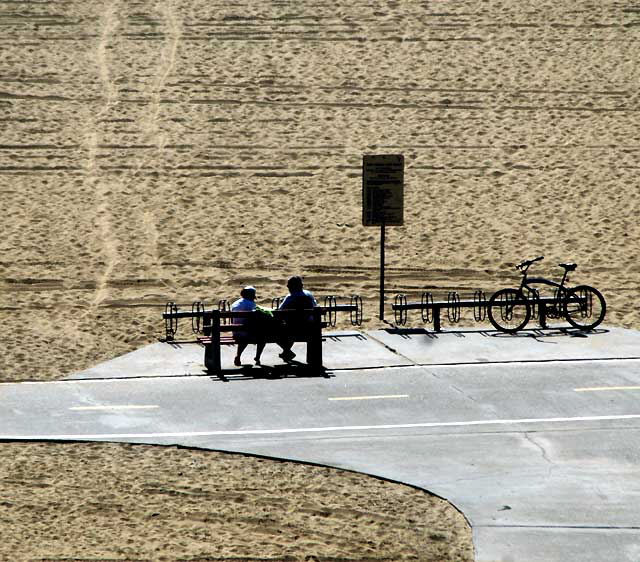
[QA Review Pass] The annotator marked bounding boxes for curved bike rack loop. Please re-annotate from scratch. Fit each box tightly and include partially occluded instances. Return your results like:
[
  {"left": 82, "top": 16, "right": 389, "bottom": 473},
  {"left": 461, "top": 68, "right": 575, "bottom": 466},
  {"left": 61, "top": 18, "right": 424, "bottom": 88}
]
[
  {"left": 447, "top": 292, "right": 461, "bottom": 323},
  {"left": 165, "top": 301, "right": 178, "bottom": 341},
  {"left": 421, "top": 291, "right": 434, "bottom": 323},
  {"left": 498, "top": 291, "right": 516, "bottom": 322},
  {"left": 350, "top": 295, "right": 363, "bottom": 327},
  {"left": 323, "top": 295, "right": 338, "bottom": 328},
  {"left": 525, "top": 288, "right": 540, "bottom": 320},
  {"left": 546, "top": 289, "right": 562, "bottom": 319},
  {"left": 218, "top": 299, "right": 229, "bottom": 325},
  {"left": 579, "top": 287, "right": 593, "bottom": 319},
  {"left": 473, "top": 290, "right": 487, "bottom": 322},
  {"left": 394, "top": 294, "right": 408, "bottom": 326},
  {"left": 191, "top": 301, "right": 205, "bottom": 334}
]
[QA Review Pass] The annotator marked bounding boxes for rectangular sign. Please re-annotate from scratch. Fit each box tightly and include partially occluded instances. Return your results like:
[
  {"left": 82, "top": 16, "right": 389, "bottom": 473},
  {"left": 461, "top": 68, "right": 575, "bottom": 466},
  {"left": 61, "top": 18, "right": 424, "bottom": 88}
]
[{"left": 362, "top": 154, "right": 404, "bottom": 226}]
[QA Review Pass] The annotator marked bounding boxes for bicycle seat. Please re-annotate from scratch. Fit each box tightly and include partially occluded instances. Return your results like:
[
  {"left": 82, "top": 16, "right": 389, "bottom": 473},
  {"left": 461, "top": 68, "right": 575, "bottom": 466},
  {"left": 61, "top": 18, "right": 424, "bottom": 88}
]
[{"left": 559, "top": 263, "right": 577, "bottom": 271}]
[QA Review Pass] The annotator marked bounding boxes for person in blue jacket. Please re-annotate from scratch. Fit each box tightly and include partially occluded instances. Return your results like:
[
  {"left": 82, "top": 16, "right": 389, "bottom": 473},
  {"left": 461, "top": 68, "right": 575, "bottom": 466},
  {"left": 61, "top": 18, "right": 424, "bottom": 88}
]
[{"left": 277, "top": 276, "right": 317, "bottom": 361}]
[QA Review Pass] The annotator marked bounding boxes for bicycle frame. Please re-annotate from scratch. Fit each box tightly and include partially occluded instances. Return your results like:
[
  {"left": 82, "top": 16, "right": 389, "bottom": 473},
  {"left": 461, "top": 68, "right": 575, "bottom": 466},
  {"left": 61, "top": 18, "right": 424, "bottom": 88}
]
[
  {"left": 517, "top": 264, "right": 571, "bottom": 296},
  {"left": 516, "top": 262, "right": 575, "bottom": 320}
]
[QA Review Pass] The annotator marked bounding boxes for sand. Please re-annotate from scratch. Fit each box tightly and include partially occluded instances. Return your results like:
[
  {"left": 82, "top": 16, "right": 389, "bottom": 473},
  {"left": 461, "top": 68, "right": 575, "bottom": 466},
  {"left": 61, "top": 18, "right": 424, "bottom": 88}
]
[
  {"left": 1, "top": 0, "right": 639, "bottom": 559},
  {"left": 0, "top": 442, "right": 472, "bottom": 561}
]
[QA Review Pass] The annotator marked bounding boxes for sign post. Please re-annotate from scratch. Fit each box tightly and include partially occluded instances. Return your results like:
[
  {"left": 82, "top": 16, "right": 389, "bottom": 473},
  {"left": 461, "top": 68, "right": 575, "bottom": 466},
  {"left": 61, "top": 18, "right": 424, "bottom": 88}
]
[{"left": 362, "top": 154, "right": 404, "bottom": 321}]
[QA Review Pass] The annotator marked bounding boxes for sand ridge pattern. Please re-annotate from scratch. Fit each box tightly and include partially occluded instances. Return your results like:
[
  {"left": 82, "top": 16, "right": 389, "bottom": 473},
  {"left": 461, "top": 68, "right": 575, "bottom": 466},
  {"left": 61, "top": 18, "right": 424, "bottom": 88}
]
[{"left": 1, "top": 0, "right": 639, "bottom": 560}]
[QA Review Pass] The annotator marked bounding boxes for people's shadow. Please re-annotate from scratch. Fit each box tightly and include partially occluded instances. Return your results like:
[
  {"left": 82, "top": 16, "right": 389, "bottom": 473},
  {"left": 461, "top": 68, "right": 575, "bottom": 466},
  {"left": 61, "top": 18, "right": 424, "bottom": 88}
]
[{"left": 209, "top": 361, "right": 332, "bottom": 382}]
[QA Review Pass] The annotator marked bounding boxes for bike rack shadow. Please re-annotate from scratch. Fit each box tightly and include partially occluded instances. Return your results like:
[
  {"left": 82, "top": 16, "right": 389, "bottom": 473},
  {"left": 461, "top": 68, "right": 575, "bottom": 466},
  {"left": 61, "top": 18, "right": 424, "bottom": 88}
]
[
  {"left": 489, "top": 327, "right": 609, "bottom": 339},
  {"left": 383, "top": 326, "right": 610, "bottom": 340},
  {"left": 208, "top": 362, "right": 333, "bottom": 383}
]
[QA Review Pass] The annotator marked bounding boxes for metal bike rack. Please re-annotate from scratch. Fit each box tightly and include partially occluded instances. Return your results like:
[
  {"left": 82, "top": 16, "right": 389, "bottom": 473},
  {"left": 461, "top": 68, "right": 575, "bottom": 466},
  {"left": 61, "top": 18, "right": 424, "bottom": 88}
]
[
  {"left": 447, "top": 292, "right": 461, "bottom": 323},
  {"left": 525, "top": 288, "right": 540, "bottom": 320},
  {"left": 391, "top": 289, "right": 501, "bottom": 332},
  {"left": 271, "top": 297, "right": 282, "bottom": 310},
  {"left": 473, "top": 290, "right": 486, "bottom": 322},
  {"left": 546, "top": 289, "right": 562, "bottom": 319},
  {"left": 350, "top": 295, "right": 363, "bottom": 326},
  {"left": 576, "top": 287, "right": 593, "bottom": 319},
  {"left": 394, "top": 294, "right": 408, "bottom": 325},
  {"left": 421, "top": 292, "right": 433, "bottom": 323},
  {"left": 163, "top": 294, "right": 366, "bottom": 350},
  {"left": 497, "top": 291, "right": 516, "bottom": 322},
  {"left": 323, "top": 295, "right": 338, "bottom": 328},
  {"left": 218, "top": 299, "right": 229, "bottom": 325},
  {"left": 164, "top": 301, "right": 178, "bottom": 341},
  {"left": 191, "top": 301, "right": 205, "bottom": 334}
]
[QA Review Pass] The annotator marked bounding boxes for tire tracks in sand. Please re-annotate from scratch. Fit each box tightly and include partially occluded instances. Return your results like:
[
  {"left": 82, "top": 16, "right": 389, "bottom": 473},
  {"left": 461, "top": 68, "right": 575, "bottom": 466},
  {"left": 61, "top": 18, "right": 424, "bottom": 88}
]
[
  {"left": 137, "top": 0, "right": 182, "bottom": 276},
  {"left": 84, "top": 2, "right": 183, "bottom": 309},
  {"left": 84, "top": 1, "right": 121, "bottom": 311}
]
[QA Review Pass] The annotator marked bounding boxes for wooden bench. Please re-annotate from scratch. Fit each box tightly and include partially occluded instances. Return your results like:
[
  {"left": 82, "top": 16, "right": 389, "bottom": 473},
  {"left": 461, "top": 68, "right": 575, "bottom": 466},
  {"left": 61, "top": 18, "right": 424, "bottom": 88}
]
[{"left": 203, "top": 308, "right": 326, "bottom": 373}]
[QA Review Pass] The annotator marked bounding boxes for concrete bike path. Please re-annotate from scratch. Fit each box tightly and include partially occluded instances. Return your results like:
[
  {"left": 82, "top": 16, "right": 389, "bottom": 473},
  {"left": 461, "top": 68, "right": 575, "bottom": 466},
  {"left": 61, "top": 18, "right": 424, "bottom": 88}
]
[
  {"left": 2, "top": 326, "right": 640, "bottom": 561},
  {"left": 66, "top": 326, "right": 640, "bottom": 380}
]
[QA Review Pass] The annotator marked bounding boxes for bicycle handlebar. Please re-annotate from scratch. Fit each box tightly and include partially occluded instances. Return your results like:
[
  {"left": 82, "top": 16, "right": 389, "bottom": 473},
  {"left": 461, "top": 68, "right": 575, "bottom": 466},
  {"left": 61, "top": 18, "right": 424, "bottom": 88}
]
[{"left": 516, "top": 255, "right": 544, "bottom": 270}]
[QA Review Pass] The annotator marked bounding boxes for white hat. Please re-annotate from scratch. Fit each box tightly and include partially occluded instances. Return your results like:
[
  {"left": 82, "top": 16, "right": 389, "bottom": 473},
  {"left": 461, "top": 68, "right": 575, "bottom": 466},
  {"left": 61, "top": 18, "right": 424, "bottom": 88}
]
[{"left": 241, "top": 286, "right": 256, "bottom": 298}]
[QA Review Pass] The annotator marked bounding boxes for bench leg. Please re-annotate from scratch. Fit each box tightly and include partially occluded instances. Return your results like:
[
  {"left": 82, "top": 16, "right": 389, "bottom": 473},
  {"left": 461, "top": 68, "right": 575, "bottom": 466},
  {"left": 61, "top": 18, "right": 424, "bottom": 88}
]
[
  {"left": 306, "top": 338, "right": 322, "bottom": 370},
  {"left": 204, "top": 342, "right": 221, "bottom": 372},
  {"left": 306, "top": 308, "right": 323, "bottom": 370},
  {"left": 434, "top": 305, "right": 442, "bottom": 332},
  {"left": 204, "top": 311, "right": 222, "bottom": 372}
]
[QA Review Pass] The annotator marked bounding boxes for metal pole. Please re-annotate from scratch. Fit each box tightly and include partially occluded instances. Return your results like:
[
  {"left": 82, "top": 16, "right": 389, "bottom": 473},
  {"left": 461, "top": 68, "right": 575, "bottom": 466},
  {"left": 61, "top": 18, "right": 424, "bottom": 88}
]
[{"left": 380, "top": 221, "right": 385, "bottom": 321}]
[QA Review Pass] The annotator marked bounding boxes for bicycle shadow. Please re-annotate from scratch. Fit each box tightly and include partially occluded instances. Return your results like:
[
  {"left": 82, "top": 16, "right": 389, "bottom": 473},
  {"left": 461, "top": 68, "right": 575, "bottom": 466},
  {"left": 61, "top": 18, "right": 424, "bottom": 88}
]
[
  {"left": 385, "top": 326, "right": 610, "bottom": 341},
  {"left": 488, "top": 327, "right": 609, "bottom": 340}
]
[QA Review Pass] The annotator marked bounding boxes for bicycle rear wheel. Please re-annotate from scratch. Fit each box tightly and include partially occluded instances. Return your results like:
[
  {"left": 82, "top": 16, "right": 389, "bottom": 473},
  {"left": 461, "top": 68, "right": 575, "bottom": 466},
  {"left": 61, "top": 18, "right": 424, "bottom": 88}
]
[
  {"left": 564, "top": 285, "right": 606, "bottom": 330},
  {"left": 488, "top": 288, "right": 531, "bottom": 333}
]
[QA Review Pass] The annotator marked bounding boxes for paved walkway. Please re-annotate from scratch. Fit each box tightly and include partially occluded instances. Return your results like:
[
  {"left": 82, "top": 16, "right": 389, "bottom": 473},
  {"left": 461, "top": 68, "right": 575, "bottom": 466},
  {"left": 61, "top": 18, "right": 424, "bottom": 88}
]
[{"left": 3, "top": 325, "right": 640, "bottom": 561}]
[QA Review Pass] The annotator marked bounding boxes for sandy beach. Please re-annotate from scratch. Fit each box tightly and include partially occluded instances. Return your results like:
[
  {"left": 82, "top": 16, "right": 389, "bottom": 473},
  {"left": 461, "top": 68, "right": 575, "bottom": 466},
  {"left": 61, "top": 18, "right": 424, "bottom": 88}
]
[{"left": 1, "top": 0, "right": 639, "bottom": 559}]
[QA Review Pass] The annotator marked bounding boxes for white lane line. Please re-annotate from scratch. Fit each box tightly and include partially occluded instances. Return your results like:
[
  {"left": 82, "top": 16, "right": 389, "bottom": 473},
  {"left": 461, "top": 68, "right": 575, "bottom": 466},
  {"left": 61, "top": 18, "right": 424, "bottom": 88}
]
[
  {"left": 1, "top": 377, "right": 206, "bottom": 386},
  {"left": 329, "top": 394, "right": 409, "bottom": 401},
  {"left": 69, "top": 405, "right": 160, "bottom": 411},
  {"left": 574, "top": 386, "right": 640, "bottom": 392},
  {"left": 3, "top": 413, "right": 640, "bottom": 441}
]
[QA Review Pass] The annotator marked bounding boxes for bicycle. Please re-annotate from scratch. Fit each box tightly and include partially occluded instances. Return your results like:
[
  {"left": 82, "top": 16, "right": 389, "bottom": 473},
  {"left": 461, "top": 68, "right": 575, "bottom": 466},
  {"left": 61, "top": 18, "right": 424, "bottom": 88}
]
[{"left": 487, "top": 256, "right": 606, "bottom": 333}]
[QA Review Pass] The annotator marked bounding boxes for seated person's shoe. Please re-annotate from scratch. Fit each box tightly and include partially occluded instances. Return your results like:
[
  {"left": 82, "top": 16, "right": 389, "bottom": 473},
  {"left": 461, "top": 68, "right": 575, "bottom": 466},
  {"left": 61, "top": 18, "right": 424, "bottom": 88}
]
[
  {"left": 234, "top": 356, "right": 242, "bottom": 366},
  {"left": 279, "top": 350, "right": 296, "bottom": 361},
  {"left": 254, "top": 357, "right": 261, "bottom": 365}
]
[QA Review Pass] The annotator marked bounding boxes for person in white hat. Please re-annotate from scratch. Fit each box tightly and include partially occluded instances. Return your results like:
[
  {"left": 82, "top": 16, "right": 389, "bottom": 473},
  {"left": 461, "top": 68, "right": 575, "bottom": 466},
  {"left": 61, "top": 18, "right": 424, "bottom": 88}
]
[{"left": 230, "top": 285, "right": 264, "bottom": 366}]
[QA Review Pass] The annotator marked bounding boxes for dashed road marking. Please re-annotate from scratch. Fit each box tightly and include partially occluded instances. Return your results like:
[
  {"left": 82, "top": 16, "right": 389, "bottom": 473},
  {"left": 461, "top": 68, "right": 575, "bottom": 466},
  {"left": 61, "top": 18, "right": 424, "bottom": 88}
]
[
  {"left": 329, "top": 394, "right": 409, "bottom": 401},
  {"left": 69, "top": 405, "right": 160, "bottom": 411},
  {"left": 574, "top": 386, "right": 640, "bottom": 392}
]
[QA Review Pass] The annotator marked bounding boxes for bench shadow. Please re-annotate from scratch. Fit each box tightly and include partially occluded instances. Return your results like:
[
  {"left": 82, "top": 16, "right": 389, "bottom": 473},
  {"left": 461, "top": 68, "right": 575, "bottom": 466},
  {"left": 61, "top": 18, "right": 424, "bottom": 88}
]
[{"left": 208, "top": 362, "right": 333, "bottom": 382}]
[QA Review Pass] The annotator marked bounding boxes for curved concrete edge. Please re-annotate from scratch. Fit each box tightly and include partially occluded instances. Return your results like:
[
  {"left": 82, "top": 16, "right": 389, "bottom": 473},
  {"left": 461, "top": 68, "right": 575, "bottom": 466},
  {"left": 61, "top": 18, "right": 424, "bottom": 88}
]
[
  {"left": 28, "top": 324, "right": 640, "bottom": 561},
  {"left": 0, "top": 436, "right": 477, "bottom": 559}
]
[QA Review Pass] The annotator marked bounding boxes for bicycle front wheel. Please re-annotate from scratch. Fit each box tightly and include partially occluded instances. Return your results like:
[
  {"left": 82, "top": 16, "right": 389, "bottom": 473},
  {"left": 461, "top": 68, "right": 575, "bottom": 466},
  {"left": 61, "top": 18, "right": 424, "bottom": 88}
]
[
  {"left": 488, "top": 288, "right": 531, "bottom": 333},
  {"left": 564, "top": 285, "right": 606, "bottom": 330}
]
